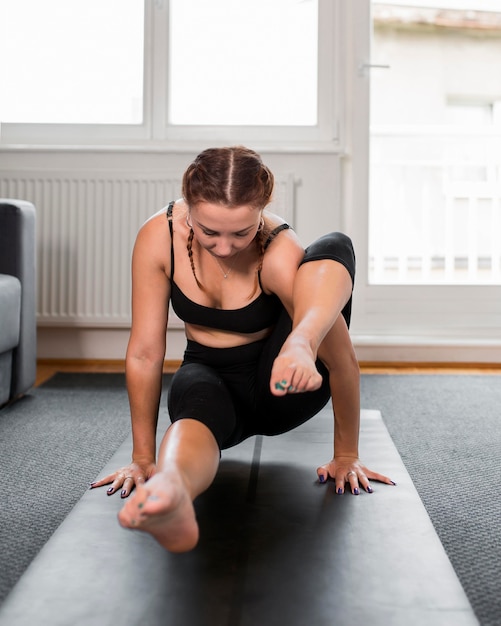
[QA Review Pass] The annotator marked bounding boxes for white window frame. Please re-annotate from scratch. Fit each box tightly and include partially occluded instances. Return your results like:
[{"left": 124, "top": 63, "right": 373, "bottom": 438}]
[
  {"left": 348, "top": 0, "right": 501, "bottom": 361},
  {"left": 1, "top": 0, "right": 343, "bottom": 152}
]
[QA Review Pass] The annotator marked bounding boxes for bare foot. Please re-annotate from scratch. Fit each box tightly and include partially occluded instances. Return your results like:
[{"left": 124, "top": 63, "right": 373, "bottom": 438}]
[
  {"left": 270, "top": 335, "right": 323, "bottom": 395},
  {"left": 117, "top": 463, "right": 199, "bottom": 552}
]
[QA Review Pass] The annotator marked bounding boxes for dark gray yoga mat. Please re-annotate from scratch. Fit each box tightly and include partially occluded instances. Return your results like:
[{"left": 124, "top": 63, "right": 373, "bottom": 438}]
[{"left": 0, "top": 407, "right": 478, "bottom": 626}]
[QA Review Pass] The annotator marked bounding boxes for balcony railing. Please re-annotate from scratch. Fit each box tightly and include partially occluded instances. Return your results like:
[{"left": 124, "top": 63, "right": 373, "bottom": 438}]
[{"left": 369, "top": 126, "right": 501, "bottom": 284}]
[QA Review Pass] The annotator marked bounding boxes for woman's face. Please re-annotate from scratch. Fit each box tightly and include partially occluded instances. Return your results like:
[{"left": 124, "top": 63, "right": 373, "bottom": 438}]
[{"left": 189, "top": 201, "right": 262, "bottom": 259}]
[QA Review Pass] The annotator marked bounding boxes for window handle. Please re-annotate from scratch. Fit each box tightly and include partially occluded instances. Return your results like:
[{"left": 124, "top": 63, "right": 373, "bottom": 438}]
[{"left": 359, "top": 63, "right": 391, "bottom": 76}]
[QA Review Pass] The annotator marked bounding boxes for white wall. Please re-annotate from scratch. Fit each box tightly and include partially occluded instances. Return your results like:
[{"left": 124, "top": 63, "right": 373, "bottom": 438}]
[{"left": 1, "top": 147, "right": 345, "bottom": 361}]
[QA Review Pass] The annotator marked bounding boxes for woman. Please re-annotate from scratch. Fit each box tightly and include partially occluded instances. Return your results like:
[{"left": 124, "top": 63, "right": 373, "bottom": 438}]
[{"left": 91, "top": 146, "right": 394, "bottom": 552}]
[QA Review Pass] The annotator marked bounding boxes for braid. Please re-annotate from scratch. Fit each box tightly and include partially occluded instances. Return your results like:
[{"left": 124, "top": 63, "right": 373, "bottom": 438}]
[
  {"left": 248, "top": 219, "right": 269, "bottom": 300},
  {"left": 187, "top": 226, "right": 205, "bottom": 291}
]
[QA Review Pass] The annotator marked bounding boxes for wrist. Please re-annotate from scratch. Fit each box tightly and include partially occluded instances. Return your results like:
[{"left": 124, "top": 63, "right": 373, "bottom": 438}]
[
  {"left": 334, "top": 453, "right": 359, "bottom": 461},
  {"left": 132, "top": 451, "right": 156, "bottom": 465}
]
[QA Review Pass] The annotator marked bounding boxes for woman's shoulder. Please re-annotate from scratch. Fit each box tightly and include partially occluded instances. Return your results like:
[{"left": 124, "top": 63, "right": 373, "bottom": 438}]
[
  {"left": 259, "top": 221, "right": 303, "bottom": 298},
  {"left": 133, "top": 204, "right": 175, "bottom": 268},
  {"left": 136, "top": 210, "right": 168, "bottom": 245},
  {"left": 262, "top": 209, "right": 286, "bottom": 227},
  {"left": 261, "top": 213, "right": 304, "bottom": 287},
  {"left": 141, "top": 200, "right": 181, "bottom": 227},
  {"left": 262, "top": 211, "right": 302, "bottom": 251},
  {"left": 138, "top": 200, "right": 185, "bottom": 238}
]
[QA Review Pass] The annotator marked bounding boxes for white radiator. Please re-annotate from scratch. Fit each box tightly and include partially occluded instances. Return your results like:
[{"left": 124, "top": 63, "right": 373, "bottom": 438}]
[{"left": 0, "top": 170, "right": 295, "bottom": 327}]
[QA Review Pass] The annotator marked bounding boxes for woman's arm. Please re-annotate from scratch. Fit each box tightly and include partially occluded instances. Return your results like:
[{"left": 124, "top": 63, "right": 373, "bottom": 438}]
[
  {"left": 261, "top": 229, "right": 394, "bottom": 491},
  {"left": 91, "top": 215, "right": 171, "bottom": 497},
  {"left": 260, "top": 229, "right": 332, "bottom": 393}
]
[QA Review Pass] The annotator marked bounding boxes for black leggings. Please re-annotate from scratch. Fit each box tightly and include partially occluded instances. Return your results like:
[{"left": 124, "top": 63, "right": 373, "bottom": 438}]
[{"left": 167, "top": 232, "right": 355, "bottom": 450}]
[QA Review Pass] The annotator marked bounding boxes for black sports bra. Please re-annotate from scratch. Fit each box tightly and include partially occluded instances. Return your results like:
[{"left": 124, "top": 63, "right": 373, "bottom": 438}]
[{"left": 166, "top": 201, "right": 289, "bottom": 333}]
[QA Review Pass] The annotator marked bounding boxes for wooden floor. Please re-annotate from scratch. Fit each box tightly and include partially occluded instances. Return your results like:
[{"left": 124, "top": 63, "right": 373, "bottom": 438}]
[
  {"left": 35, "top": 359, "right": 179, "bottom": 387},
  {"left": 35, "top": 359, "right": 501, "bottom": 387}
]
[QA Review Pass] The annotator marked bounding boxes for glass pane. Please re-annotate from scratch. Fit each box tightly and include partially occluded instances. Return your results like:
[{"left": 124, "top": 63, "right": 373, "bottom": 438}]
[
  {"left": 168, "top": 0, "right": 318, "bottom": 126},
  {"left": 369, "top": 1, "right": 501, "bottom": 284},
  {"left": 0, "top": 0, "right": 144, "bottom": 124}
]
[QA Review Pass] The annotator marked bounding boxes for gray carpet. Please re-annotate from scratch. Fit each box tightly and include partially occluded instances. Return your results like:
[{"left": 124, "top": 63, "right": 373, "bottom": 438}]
[
  {"left": 0, "top": 373, "right": 170, "bottom": 605},
  {"left": 0, "top": 373, "right": 499, "bottom": 626},
  {"left": 361, "top": 374, "right": 501, "bottom": 626}
]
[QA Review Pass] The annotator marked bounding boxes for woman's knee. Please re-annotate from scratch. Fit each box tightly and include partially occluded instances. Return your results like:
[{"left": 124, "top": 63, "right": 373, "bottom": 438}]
[
  {"left": 299, "top": 232, "right": 355, "bottom": 327},
  {"left": 301, "top": 231, "right": 355, "bottom": 285}
]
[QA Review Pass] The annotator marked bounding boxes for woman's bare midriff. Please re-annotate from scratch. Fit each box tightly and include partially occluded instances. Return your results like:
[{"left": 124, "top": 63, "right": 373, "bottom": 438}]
[{"left": 184, "top": 323, "right": 273, "bottom": 348}]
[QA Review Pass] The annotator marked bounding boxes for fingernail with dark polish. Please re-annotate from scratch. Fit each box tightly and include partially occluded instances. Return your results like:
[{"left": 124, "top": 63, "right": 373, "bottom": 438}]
[
  {"left": 319, "top": 475, "right": 326, "bottom": 484},
  {"left": 337, "top": 488, "right": 343, "bottom": 494},
  {"left": 121, "top": 490, "right": 126, "bottom": 497},
  {"left": 391, "top": 480, "right": 397, "bottom": 486},
  {"left": 367, "top": 486, "right": 373, "bottom": 493},
  {"left": 107, "top": 487, "right": 113, "bottom": 494},
  {"left": 354, "top": 488, "right": 360, "bottom": 495}
]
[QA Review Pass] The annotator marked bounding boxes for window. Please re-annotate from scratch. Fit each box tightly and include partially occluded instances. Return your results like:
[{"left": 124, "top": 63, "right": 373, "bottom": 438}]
[
  {"left": 348, "top": 0, "right": 501, "bottom": 354},
  {"left": 369, "top": 1, "right": 501, "bottom": 286},
  {"left": 0, "top": 0, "right": 339, "bottom": 148},
  {"left": 1, "top": 0, "right": 144, "bottom": 124},
  {"left": 446, "top": 101, "right": 493, "bottom": 127},
  {"left": 446, "top": 99, "right": 501, "bottom": 127},
  {"left": 168, "top": 0, "right": 318, "bottom": 127}
]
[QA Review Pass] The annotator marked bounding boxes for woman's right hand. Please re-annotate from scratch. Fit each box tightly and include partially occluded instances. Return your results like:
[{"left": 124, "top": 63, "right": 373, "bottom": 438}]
[{"left": 90, "top": 460, "right": 157, "bottom": 498}]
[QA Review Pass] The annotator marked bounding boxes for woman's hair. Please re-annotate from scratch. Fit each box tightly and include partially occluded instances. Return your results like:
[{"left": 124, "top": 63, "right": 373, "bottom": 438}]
[
  {"left": 182, "top": 147, "right": 275, "bottom": 297},
  {"left": 182, "top": 146, "right": 274, "bottom": 210}
]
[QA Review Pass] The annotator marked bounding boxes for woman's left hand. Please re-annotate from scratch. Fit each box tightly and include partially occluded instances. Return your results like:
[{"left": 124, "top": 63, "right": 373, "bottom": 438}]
[{"left": 316, "top": 456, "right": 396, "bottom": 494}]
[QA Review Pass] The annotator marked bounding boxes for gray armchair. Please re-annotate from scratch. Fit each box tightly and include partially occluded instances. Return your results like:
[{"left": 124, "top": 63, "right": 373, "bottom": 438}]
[{"left": 0, "top": 199, "right": 36, "bottom": 405}]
